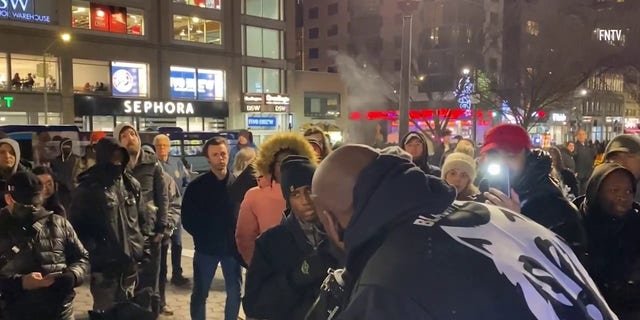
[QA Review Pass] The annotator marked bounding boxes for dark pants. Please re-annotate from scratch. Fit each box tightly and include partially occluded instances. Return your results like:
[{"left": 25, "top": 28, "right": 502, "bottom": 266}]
[
  {"left": 90, "top": 271, "right": 137, "bottom": 312},
  {"left": 170, "top": 223, "right": 183, "bottom": 277},
  {"left": 190, "top": 251, "right": 242, "bottom": 320},
  {"left": 137, "top": 240, "right": 161, "bottom": 295},
  {"left": 159, "top": 243, "right": 169, "bottom": 308}
]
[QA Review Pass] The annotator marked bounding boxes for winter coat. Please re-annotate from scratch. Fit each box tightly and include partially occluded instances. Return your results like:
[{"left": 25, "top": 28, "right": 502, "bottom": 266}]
[
  {"left": 0, "top": 205, "right": 89, "bottom": 319},
  {"left": 0, "top": 138, "right": 27, "bottom": 208},
  {"left": 50, "top": 138, "right": 80, "bottom": 194},
  {"left": 243, "top": 213, "right": 340, "bottom": 320},
  {"left": 512, "top": 149, "right": 587, "bottom": 262},
  {"left": 560, "top": 146, "right": 576, "bottom": 172},
  {"left": 574, "top": 142, "right": 596, "bottom": 180},
  {"left": 43, "top": 193, "right": 67, "bottom": 218},
  {"left": 228, "top": 165, "right": 258, "bottom": 207},
  {"left": 556, "top": 168, "right": 579, "bottom": 201},
  {"left": 162, "top": 171, "right": 182, "bottom": 243},
  {"left": 577, "top": 163, "right": 640, "bottom": 318},
  {"left": 69, "top": 138, "right": 146, "bottom": 274},
  {"left": 129, "top": 150, "right": 168, "bottom": 237},
  {"left": 399, "top": 131, "right": 442, "bottom": 177},
  {"left": 182, "top": 171, "right": 239, "bottom": 256},
  {"left": 159, "top": 157, "right": 190, "bottom": 195},
  {"left": 236, "top": 181, "right": 286, "bottom": 266},
  {"left": 337, "top": 155, "right": 616, "bottom": 320}
]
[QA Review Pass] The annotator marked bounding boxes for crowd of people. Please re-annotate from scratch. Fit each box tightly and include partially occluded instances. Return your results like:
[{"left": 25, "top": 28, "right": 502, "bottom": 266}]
[{"left": 0, "top": 122, "right": 638, "bottom": 319}]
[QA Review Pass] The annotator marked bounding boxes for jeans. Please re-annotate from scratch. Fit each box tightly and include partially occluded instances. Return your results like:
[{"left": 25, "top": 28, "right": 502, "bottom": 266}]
[
  {"left": 171, "top": 223, "right": 184, "bottom": 277},
  {"left": 160, "top": 243, "right": 169, "bottom": 307},
  {"left": 190, "top": 251, "right": 242, "bottom": 320}
]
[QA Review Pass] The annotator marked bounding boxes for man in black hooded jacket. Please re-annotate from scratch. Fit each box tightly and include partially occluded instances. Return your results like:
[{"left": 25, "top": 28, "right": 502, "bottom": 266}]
[
  {"left": 312, "top": 144, "right": 616, "bottom": 320},
  {"left": 69, "top": 137, "right": 146, "bottom": 312},
  {"left": 399, "top": 131, "right": 441, "bottom": 176}
]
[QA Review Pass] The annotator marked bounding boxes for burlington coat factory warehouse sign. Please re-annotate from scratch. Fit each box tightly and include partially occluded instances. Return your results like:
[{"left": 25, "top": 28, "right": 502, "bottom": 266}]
[{"left": 74, "top": 95, "right": 229, "bottom": 118}]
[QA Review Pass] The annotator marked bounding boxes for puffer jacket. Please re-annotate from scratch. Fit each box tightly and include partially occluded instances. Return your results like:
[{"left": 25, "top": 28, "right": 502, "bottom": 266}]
[
  {"left": 129, "top": 150, "right": 168, "bottom": 237},
  {"left": 69, "top": 138, "right": 146, "bottom": 274},
  {"left": 0, "top": 205, "right": 89, "bottom": 319},
  {"left": 513, "top": 149, "right": 587, "bottom": 262}
]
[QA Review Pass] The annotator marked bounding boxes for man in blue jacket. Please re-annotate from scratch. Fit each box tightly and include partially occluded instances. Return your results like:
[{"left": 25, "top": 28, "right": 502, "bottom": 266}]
[{"left": 182, "top": 137, "right": 241, "bottom": 320}]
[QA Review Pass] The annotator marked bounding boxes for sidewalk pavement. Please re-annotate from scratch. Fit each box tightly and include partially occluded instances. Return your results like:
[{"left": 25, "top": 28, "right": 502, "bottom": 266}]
[{"left": 73, "top": 249, "right": 246, "bottom": 320}]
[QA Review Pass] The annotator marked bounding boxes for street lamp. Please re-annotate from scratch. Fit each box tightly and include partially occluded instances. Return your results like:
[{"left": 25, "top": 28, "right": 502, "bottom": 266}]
[
  {"left": 397, "top": 0, "right": 420, "bottom": 140},
  {"left": 462, "top": 68, "right": 471, "bottom": 76},
  {"left": 42, "top": 32, "right": 71, "bottom": 125}
]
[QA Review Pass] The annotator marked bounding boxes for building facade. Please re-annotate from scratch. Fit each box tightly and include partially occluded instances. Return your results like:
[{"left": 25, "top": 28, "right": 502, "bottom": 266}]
[{"left": 0, "top": 0, "right": 296, "bottom": 133}]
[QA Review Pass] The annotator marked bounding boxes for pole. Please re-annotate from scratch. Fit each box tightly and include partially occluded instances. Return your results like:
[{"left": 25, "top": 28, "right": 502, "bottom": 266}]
[
  {"left": 399, "top": 14, "right": 412, "bottom": 141},
  {"left": 43, "top": 53, "right": 48, "bottom": 125},
  {"left": 471, "top": 70, "right": 478, "bottom": 142}
]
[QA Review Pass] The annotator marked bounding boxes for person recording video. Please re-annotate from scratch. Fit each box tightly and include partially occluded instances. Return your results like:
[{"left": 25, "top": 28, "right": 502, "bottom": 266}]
[{"left": 478, "top": 124, "right": 586, "bottom": 261}]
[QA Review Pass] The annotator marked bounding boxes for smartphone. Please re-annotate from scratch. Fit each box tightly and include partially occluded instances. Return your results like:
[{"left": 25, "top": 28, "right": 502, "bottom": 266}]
[{"left": 485, "top": 162, "right": 511, "bottom": 198}]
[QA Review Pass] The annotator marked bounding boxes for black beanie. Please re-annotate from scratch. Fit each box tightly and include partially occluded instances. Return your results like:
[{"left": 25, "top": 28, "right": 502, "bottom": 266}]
[
  {"left": 280, "top": 155, "right": 316, "bottom": 204},
  {"left": 7, "top": 171, "right": 43, "bottom": 205}
]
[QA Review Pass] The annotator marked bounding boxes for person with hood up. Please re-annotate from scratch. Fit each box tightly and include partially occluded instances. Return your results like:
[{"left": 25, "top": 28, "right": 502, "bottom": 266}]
[
  {"left": 602, "top": 134, "right": 640, "bottom": 202},
  {"left": 235, "top": 133, "right": 317, "bottom": 266},
  {"left": 243, "top": 155, "right": 340, "bottom": 320},
  {"left": 548, "top": 146, "right": 579, "bottom": 201},
  {"left": 400, "top": 131, "right": 441, "bottom": 176},
  {"left": 311, "top": 144, "right": 617, "bottom": 320},
  {"left": 69, "top": 137, "right": 146, "bottom": 313},
  {"left": 114, "top": 123, "right": 168, "bottom": 313},
  {"left": 303, "top": 126, "right": 333, "bottom": 161},
  {"left": 561, "top": 141, "right": 577, "bottom": 172},
  {"left": 50, "top": 138, "right": 80, "bottom": 194},
  {"left": 228, "top": 129, "right": 257, "bottom": 170},
  {"left": 577, "top": 163, "right": 640, "bottom": 319},
  {"left": 441, "top": 150, "right": 480, "bottom": 200},
  {"left": 32, "top": 166, "right": 67, "bottom": 217},
  {"left": 479, "top": 124, "right": 587, "bottom": 262},
  {"left": 0, "top": 138, "right": 26, "bottom": 208}
]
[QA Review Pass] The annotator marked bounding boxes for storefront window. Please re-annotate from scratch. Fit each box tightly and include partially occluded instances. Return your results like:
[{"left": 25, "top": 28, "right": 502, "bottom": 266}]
[
  {"left": 244, "top": 26, "right": 281, "bottom": 59},
  {"left": 0, "top": 54, "right": 7, "bottom": 90},
  {"left": 173, "top": 0, "right": 221, "bottom": 10},
  {"left": 9, "top": 54, "right": 59, "bottom": 92},
  {"left": 244, "top": 66, "right": 281, "bottom": 93},
  {"left": 170, "top": 66, "right": 225, "bottom": 100},
  {"left": 73, "top": 59, "right": 110, "bottom": 94},
  {"left": 173, "top": 15, "right": 222, "bottom": 45},
  {"left": 71, "top": 1, "right": 145, "bottom": 36},
  {"left": 91, "top": 116, "right": 115, "bottom": 131},
  {"left": 111, "top": 61, "right": 148, "bottom": 97},
  {"left": 244, "top": 0, "right": 281, "bottom": 20}
]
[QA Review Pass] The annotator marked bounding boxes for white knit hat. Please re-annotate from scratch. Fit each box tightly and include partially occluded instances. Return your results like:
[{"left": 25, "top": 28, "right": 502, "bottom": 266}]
[{"left": 441, "top": 152, "right": 476, "bottom": 181}]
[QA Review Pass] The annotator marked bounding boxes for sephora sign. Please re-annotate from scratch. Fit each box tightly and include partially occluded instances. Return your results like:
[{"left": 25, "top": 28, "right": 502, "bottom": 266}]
[
  {"left": 0, "top": 0, "right": 54, "bottom": 24},
  {"left": 123, "top": 100, "right": 195, "bottom": 116}
]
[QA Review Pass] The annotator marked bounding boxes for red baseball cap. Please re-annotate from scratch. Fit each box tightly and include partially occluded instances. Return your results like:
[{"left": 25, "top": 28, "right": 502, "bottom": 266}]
[{"left": 481, "top": 124, "right": 532, "bottom": 155}]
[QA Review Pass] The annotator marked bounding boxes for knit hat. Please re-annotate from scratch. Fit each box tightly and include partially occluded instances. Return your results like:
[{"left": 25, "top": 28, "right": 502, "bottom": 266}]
[
  {"left": 604, "top": 134, "right": 640, "bottom": 160},
  {"left": 113, "top": 123, "right": 138, "bottom": 144},
  {"left": 280, "top": 155, "right": 316, "bottom": 204},
  {"left": 7, "top": 171, "right": 43, "bottom": 205},
  {"left": 481, "top": 124, "right": 532, "bottom": 155},
  {"left": 441, "top": 152, "right": 477, "bottom": 181}
]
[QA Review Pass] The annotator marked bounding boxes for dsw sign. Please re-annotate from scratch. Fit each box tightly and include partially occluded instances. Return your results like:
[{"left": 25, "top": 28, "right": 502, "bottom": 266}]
[{"left": 0, "top": 0, "right": 52, "bottom": 23}]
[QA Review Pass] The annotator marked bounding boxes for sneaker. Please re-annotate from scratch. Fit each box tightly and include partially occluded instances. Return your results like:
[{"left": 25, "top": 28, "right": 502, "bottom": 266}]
[
  {"left": 171, "top": 274, "right": 191, "bottom": 287},
  {"left": 161, "top": 305, "right": 174, "bottom": 316}
]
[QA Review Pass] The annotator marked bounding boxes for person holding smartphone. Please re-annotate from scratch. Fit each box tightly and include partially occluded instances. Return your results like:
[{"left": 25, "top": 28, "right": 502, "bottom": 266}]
[
  {"left": 0, "top": 171, "right": 89, "bottom": 320},
  {"left": 479, "top": 124, "right": 586, "bottom": 262}
]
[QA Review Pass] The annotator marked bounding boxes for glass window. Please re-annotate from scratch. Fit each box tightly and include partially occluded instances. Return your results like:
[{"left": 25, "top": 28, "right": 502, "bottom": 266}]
[
  {"left": 71, "top": 1, "right": 145, "bottom": 36},
  {"left": 72, "top": 59, "right": 110, "bottom": 94},
  {"left": 244, "top": 67, "right": 281, "bottom": 93},
  {"left": 327, "top": 25, "right": 338, "bottom": 37},
  {"left": 170, "top": 66, "right": 197, "bottom": 100},
  {"left": 111, "top": 61, "right": 148, "bottom": 97},
  {"left": 173, "top": 15, "right": 222, "bottom": 45},
  {"left": 309, "top": 48, "right": 319, "bottom": 59},
  {"left": 197, "top": 68, "right": 225, "bottom": 100},
  {"left": 10, "top": 54, "right": 59, "bottom": 92},
  {"left": 308, "top": 7, "right": 319, "bottom": 19},
  {"left": 526, "top": 20, "right": 539, "bottom": 36},
  {"left": 0, "top": 54, "right": 7, "bottom": 90},
  {"left": 173, "top": 0, "right": 221, "bottom": 10},
  {"left": 244, "top": 26, "right": 281, "bottom": 59},
  {"left": 309, "top": 28, "right": 319, "bottom": 39},
  {"left": 244, "top": 0, "right": 281, "bottom": 20},
  {"left": 328, "top": 3, "right": 338, "bottom": 16}
]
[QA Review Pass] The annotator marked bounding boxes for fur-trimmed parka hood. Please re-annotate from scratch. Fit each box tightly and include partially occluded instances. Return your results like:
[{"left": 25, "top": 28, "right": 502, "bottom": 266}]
[{"left": 253, "top": 133, "right": 318, "bottom": 177}]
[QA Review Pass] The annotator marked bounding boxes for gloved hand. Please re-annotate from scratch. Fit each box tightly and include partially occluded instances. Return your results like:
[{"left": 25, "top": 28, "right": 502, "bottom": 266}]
[{"left": 288, "top": 253, "right": 332, "bottom": 288}]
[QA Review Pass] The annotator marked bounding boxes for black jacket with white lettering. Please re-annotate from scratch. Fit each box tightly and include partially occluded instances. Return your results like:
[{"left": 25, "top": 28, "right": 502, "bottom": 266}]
[{"left": 337, "top": 155, "right": 616, "bottom": 320}]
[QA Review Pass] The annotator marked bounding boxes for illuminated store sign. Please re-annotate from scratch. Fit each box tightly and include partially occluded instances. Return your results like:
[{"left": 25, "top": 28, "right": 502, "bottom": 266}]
[
  {"left": 123, "top": 100, "right": 195, "bottom": 115},
  {"left": 0, "top": 96, "right": 14, "bottom": 108},
  {"left": 0, "top": 0, "right": 53, "bottom": 24}
]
